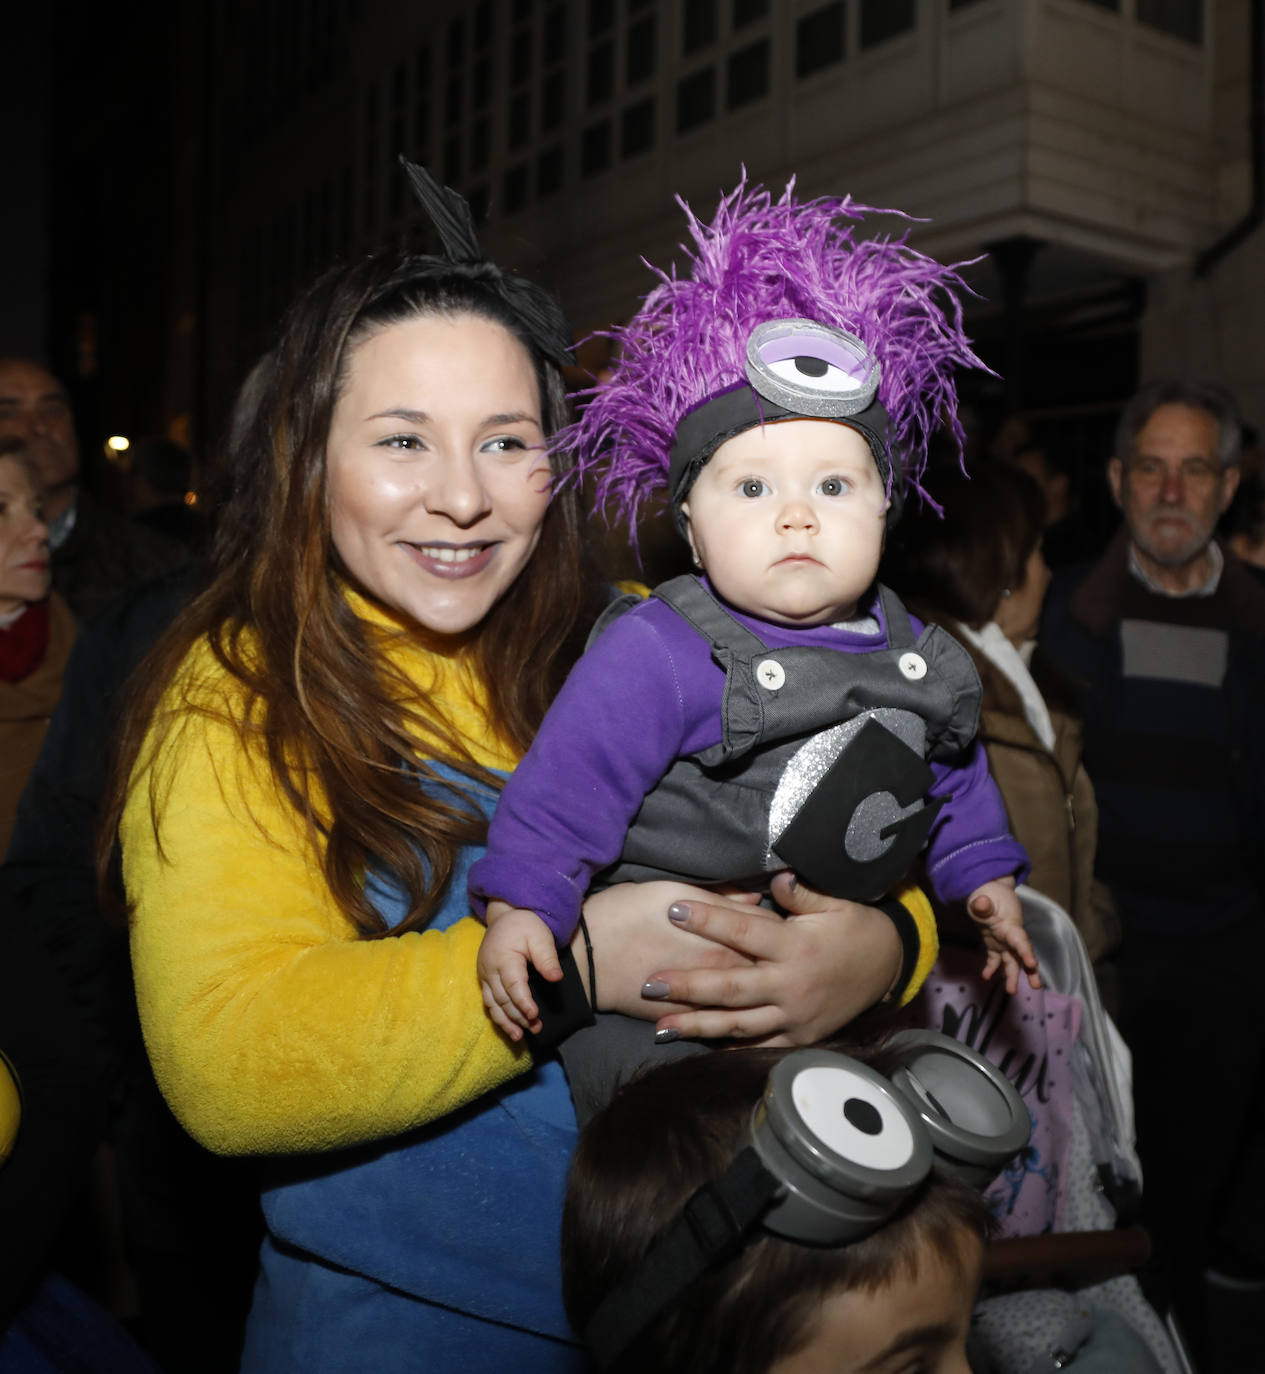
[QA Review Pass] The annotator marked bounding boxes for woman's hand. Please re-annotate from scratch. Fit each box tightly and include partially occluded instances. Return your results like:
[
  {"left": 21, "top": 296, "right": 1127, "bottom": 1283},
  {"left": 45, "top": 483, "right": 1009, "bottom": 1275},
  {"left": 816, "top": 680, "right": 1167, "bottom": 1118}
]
[{"left": 578, "top": 873, "right": 904, "bottom": 1045}]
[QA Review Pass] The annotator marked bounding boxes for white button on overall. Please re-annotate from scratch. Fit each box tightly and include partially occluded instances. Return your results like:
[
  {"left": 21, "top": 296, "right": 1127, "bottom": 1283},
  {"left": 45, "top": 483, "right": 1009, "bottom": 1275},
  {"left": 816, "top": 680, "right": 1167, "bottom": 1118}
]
[
  {"left": 898, "top": 652, "right": 927, "bottom": 681},
  {"left": 756, "top": 658, "right": 786, "bottom": 691}
]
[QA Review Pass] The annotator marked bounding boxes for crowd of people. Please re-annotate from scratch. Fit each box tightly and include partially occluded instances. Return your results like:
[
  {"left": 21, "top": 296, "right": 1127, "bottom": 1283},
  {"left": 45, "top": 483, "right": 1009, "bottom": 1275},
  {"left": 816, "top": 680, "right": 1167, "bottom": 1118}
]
[{"left": 0, "top": 162, "right": 1262, "bottom": 1374}]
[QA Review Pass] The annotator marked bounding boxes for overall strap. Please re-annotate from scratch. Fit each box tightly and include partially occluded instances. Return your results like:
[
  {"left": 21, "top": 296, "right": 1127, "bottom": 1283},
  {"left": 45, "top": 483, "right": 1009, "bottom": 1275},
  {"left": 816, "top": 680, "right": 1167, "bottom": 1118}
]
[
  {"left": 877, "top": 583, "right": 917, "bottom": 650},
  {"left": 651, "top": 575, "right": 772, "bottom": 658}
]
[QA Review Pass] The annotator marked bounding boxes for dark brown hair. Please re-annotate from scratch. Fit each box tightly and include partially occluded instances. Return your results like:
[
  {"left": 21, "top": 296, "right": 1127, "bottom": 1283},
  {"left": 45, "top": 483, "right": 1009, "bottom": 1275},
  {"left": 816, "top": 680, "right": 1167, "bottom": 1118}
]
[
  {"left": 562, "top": 1044, "right": 993, "bottom": 1374},
  {"left": 100, "top": 250, "right": 603, "bottom": 936},
  {"left": 885, "top": 465, "right": 1046, "bottom": 629}
]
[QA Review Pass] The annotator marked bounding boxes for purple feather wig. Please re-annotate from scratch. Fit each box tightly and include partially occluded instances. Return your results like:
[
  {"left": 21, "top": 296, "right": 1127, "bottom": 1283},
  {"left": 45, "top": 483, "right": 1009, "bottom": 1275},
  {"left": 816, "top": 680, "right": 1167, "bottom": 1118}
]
[{"left": 556, "top": 176, "right": 990, "bottom": 533}]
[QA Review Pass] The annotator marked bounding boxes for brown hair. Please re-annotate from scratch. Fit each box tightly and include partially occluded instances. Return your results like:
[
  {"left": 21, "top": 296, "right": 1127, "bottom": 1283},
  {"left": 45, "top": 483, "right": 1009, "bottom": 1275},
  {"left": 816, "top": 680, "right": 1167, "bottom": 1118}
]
[
  {"left": 100, "top": 250, "right": 603, "bottom": 936},
  {"left": 885, "top": 465, "right": 1046, "bottom": 629},
  {"left": 562, "top": 1044, "right": 993, "bottom": 1374}
]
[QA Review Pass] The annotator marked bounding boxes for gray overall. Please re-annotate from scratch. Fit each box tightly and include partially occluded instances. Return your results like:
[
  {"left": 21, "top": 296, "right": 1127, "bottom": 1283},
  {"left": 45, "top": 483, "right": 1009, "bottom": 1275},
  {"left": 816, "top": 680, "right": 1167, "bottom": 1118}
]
[{"left": 559, "top": 576, "right": 983, "bottom": 1123}]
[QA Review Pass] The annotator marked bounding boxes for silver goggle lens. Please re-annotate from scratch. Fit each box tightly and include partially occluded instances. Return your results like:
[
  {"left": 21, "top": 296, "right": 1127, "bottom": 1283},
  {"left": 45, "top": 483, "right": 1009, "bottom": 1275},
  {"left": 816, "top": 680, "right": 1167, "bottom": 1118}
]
[{"left": 745, "top": 319, "right": 881, "bottom": 417}]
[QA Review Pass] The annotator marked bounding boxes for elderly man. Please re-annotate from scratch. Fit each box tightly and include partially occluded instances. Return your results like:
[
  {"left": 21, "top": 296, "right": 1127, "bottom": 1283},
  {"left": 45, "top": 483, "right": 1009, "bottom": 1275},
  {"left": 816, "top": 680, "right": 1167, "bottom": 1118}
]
[
  {"left": 1042, "top": 380, "right": 1265, "bottom": 1351},
  {"left": 0, "top": 358, "right": 187, "bottom": 620}
]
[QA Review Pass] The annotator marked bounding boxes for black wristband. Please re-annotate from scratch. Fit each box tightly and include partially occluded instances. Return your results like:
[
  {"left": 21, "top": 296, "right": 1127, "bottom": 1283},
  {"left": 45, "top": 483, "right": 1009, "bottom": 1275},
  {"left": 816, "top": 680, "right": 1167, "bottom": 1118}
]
[
  {"left": 527, "top": 945, "right": 595, "bottom": 1058},
  {"left": 873, "top": 895, "right": 920, "bottom": 1009}
]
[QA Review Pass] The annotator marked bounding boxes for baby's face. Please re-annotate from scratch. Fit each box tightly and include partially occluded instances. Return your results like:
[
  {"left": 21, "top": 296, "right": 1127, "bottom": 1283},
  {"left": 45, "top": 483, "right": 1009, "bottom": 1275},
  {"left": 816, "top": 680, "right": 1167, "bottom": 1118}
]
[{"left": 682, "top": 420, "right": 888, "bottom": 627}]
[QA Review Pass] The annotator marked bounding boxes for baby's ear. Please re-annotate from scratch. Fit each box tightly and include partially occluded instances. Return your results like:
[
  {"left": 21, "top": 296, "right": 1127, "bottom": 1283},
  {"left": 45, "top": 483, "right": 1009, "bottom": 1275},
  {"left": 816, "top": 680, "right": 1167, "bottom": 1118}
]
[{"left": 680, "top": 502, "right": 701, "bottom": 565}]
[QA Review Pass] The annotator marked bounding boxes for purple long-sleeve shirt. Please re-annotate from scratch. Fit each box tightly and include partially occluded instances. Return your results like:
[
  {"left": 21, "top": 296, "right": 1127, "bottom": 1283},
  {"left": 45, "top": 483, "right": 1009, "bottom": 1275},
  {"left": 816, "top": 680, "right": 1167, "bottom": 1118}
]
[{"left": 469, "top": 588, "right": 1027, "bottom": 939}]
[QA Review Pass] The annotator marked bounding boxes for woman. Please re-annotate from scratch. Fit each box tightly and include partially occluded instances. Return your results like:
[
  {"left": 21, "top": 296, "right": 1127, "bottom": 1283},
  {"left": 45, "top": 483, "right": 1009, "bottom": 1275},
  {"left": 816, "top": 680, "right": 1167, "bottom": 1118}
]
[
  {"left": 0, "top": 440, "right": 75, "bottom": 854},
  {"left": 104, "top": 173, "right": 933, "bottom": 1371},
  {"left": 888, "top": 464, "right": 1116, "bottom": 962}
]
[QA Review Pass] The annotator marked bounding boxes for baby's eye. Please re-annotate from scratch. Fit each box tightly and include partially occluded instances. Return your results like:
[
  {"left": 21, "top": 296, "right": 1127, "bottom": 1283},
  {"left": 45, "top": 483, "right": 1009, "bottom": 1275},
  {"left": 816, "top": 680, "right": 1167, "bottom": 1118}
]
[
  {"left": 819, "top": 476, "right": 850, "bottom": 497},
  {"left": 740, "top": 478, "right": 768, "bottom": 498}
]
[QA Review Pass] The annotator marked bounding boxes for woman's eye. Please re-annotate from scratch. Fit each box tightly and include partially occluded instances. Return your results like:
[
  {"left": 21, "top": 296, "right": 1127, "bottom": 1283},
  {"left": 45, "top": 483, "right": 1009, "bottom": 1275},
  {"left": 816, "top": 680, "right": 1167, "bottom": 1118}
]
[
  {"left": 740, "top": 479, "right": 768, "bottom": 498},
  {"left": 483, "top": 435, "right": 528, "bottom": 455},
  {"left": 819, "top": 476, "right": 850, "bottom": 496},
  {"left": 380, "top": 434, "right": 425, "bottom": 452}
]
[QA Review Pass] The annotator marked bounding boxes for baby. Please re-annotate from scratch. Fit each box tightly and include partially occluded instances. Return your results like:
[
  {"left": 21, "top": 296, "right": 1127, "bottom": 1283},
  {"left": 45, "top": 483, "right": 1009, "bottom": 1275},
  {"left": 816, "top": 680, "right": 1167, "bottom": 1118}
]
[{"left": 468, "top": 180, "right": 1038, "bottom": 1040}]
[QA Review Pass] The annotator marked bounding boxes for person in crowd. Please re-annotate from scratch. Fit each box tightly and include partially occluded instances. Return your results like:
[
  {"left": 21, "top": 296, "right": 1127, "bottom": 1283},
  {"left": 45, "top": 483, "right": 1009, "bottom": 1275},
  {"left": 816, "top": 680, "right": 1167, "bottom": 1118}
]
[
  {"left": 102, "top": 165, "right": 935, "bottom": 1371},
  {"left": 1007, "top": 426, "right": 1102, "bottom": 570},
  {"left": 470, "top": 180, "right": 1035, "bottom": 1059},
  {"left": 1041, "top": 379, "right": 1265, "bottom": 1352},
  {"left": 0, "top": 439, "right": 75, "bottom": 854},
  {"left": 562, "top": 1044, "right": 992, "bottom": 1374},
  {"left": 887, "top": 464, "right": 1117, "bottom": 966},
  {"left": 0, "top": 358, "right": 187, "bottom": 620},
  {"left": 123, "top": 436, "right": 208, "bottom": 554}
]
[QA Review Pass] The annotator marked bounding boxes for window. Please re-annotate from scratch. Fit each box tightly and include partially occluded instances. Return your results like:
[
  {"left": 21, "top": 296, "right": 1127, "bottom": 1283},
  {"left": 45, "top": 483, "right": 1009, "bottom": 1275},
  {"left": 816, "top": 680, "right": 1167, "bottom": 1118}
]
[
  {"left": 537, "top": 144, "right": 564, "bottom": 196},
  {"left": 474, "top": 1, "right": 493, "bottom": 49},
  {"left": 733, "top": 0, "right": 768, "bottom": 28},
  {"left": 513, "top": 0, "right": 534, "bottom": 21},
  {"left": 503, "top": 163, "right": 529, "bottom": 212},
  {"left": 797, "top": 2, "right": 845, "bottom": 77},
  {"left": 620, "top": 97, "right": 655, "bottom": 157},
  {"left": 627, "top": 14, "right": 656, "bottom": 84},
  {"left": 445, "top": 72, "right": 463, "bottom": 125},
  {"left": 588, "top": 0, "right": 613, "bottom": 35},
  {"left": 677, "top": 66, "right": 715, "bottom": 131},
  {"left": 588, "top": 40, "right": 614, "bottom": 104},
  {"left": 859, "top": 0, "right": 914, "bottom": 47},
  {"left": 471, "top": 118, "right": 489, "bottom": 171},
  {"left": 443, "top": 134, "right": 461, "bottom": 187},
  {"left": 472, "top": 56, "right": 491, "bottom": 110},
  {"left": 1137, "top": 0, "right": 1201, "bottom": 42},
  {"left": 581, "top": 118, "right": 612, "bottom": 176},
  {"left": 447, "top": 17, "right": 465, "bottom": 66},
  {"left": 727, "top": 39, "right": 769, "bottom": 108},
  {"left": 512, "top": 27, "right": 533, "bottom": 74},
  {"left": 543, "top": 69, "right": 566, "bottom": 129},
  {"left": 467, "top": 184, "right": 490, "bottom": 223},
  {"left": 509, "top": 90, "right": 531, "bottom": 148},
  {"left": 544, "top": 3, "right": 568, "bottom": 56},
  {"left": 683, "top": 0, "right": 717, "bottom": 53}
]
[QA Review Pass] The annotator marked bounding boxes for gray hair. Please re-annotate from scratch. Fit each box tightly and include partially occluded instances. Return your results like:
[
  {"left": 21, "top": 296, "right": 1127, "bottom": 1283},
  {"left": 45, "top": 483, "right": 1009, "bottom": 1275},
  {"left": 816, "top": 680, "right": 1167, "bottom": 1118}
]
[{"left": 1114, "top": 380, "right": 1242, "bottom": 468}]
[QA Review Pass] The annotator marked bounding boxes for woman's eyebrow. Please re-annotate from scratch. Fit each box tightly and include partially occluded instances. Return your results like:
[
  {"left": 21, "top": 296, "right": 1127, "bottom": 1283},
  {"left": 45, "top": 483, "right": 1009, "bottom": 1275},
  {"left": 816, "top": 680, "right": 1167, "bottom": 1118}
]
[
  {"left": 367, "top": 408, "right": 430, "bottom": 423},
  {"left": 363, "top": 409, "right": 539, "bottom": 426},
  {"left": 858, "top": 1320, "right": 957, "bottom": 1371}
]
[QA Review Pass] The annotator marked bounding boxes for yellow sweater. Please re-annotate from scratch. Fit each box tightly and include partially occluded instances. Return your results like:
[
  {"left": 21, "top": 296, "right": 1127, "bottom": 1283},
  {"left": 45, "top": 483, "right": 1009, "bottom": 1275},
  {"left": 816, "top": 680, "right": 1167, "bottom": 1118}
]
[
  {"left": 124, "top": 593, "right": 937, "bottom": 1158},
  {"left": 122, "top": 595, "right": 531, "bottom": 1156}
]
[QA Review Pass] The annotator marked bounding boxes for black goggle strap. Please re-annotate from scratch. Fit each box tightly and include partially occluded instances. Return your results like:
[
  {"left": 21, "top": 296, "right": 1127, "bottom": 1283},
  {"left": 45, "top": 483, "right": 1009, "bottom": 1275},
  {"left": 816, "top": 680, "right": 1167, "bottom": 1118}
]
[{"left": 585, "top": 1145, "right": 783, "bottom": 1371}]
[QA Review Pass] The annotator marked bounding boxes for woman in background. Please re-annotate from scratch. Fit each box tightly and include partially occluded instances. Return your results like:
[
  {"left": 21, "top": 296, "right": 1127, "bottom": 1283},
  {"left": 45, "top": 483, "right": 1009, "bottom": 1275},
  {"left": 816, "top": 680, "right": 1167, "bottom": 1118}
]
[
  {"left": 887, "top": 464, "right": 1116, "bottom": 965},
  {"left": 0, "top": 438, "right": 75, "bottom": 855}
]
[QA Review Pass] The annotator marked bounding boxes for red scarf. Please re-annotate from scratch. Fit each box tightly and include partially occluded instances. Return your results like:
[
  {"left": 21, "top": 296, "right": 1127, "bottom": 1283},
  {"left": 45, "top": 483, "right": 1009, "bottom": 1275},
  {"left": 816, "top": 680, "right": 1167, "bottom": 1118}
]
[{"left": 0, "top": 600, "right": 51, "bottom": 683}]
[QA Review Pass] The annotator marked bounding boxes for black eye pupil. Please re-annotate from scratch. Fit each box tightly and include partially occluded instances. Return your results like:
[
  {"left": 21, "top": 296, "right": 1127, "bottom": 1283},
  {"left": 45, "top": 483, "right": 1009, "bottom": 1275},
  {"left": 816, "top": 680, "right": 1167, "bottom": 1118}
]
[
  {"left": 793, "top": 356, "right": 828, "bottom": 378},
  {"left": 843, "top": 1097, "right": 883, "bottom": 1136}
]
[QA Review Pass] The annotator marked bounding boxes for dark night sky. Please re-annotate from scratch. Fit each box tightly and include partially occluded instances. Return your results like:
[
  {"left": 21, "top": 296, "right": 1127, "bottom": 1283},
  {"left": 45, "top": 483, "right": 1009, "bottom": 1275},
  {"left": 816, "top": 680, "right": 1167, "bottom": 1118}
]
[{"left": 2, "top": 5, "right": 53, "bottom": 359}]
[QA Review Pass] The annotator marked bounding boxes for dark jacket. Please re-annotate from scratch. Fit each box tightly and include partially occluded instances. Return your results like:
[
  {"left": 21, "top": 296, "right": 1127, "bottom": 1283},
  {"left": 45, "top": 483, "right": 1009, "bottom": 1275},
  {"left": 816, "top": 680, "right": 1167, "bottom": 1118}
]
[{"left": 1041, "top": 530, "right": 1265, "bottom": 914}]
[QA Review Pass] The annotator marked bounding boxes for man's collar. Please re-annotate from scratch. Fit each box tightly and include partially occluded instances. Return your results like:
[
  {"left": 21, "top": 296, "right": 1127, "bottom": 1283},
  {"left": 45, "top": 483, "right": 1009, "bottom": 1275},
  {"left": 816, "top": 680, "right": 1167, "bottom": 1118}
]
[{"left": 1127, "top": 540, "right": 1222, "bottom": 598}]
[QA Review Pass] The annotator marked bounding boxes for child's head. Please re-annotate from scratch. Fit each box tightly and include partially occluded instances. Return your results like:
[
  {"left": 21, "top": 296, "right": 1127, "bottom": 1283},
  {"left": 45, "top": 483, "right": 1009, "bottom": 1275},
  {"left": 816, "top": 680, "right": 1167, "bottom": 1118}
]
[
  {"left": 681, "top": 418, "right": 889, "bottom": 625},
  {"left": 562, "top": 1045, "right": 995, "bottom": 1374},
  {"left": 557, "top": 178, "right": 989, "bottom": 565}
]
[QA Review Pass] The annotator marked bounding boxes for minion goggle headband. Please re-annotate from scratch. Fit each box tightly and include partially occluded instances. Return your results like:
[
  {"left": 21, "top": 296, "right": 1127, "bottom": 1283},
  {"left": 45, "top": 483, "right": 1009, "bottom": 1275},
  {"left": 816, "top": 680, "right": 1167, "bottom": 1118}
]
[
  {"left": 584, "top": 1031, "right": 1029, "bottom": 1369},
  {"left": 667, "top": 319, "right": 898, "bottom": 530}
]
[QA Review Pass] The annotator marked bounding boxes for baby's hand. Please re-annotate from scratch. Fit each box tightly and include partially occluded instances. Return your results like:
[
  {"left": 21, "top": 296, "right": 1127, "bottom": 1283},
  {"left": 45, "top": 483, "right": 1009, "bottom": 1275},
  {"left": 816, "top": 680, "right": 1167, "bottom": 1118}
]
[
  {"left": 967, "top": 878, "right": 1042, "bottom": 995},
  {"left": 478, "top": 902, "right": 564, "bottom": 1042}
]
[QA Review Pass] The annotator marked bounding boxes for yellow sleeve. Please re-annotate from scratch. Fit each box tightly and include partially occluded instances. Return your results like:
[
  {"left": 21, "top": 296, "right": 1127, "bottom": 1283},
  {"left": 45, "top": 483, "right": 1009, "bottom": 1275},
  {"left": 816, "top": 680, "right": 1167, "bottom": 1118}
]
[
  {"left": 891, "top": 881, "right": 939, "bottom": 1008},
  {"left": 122, "top": 665, "right": 530, "bottom": 1158}
]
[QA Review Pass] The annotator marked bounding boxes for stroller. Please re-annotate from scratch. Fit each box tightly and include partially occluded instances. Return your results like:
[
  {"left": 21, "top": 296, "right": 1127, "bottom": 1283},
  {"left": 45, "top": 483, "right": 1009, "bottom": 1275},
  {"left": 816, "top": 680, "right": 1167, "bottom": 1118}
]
[{"left": 902, "top": 886, "right": 1194, "bottom": 1373}]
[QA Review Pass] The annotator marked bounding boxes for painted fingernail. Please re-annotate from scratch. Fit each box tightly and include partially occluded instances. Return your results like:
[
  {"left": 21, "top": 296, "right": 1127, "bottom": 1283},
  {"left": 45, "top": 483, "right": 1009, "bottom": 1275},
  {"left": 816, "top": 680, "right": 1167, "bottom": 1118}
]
[
  {"left": 668, "top": 903, "right": 691, "bottom": 924},
  {"left": 655, "top": 1028, "right": 680, "bottom": 1044},
  {"left": 642, "top": 980, "right": 670, "bottom": 1000}
]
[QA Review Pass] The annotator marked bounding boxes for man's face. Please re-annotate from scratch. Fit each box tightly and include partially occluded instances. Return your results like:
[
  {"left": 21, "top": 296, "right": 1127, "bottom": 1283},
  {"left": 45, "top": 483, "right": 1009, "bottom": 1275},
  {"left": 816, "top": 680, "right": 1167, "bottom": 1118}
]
[
  {"left": 0, "top": 359, "right": 80, "bottom": 494},
  {"left": 1108, "top": 403, "right": 1238, "bottom": 570}
]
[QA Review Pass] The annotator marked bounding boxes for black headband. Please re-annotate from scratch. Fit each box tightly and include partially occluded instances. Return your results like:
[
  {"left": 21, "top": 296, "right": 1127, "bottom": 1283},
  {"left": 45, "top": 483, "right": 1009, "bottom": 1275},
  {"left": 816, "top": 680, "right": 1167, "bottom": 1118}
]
[
  {"left": 667, "top": 384, "right": 895, "bottom": 532},
  {"left": 399, "top": 158, "right": 574, "bottom": 370}
]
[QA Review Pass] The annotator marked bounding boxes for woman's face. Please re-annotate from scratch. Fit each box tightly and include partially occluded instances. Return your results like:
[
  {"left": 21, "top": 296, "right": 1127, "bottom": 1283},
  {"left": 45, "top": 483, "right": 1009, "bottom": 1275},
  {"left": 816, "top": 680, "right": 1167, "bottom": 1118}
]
[
  {"left": 326, "top": 312, "right": 552, "bottom": 638},
  {"left": 994, "top": 540, "right": 1051, "bottom": 647},
  {"left": 0, "top": 456, "right": 50, "bottom": 617}
]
